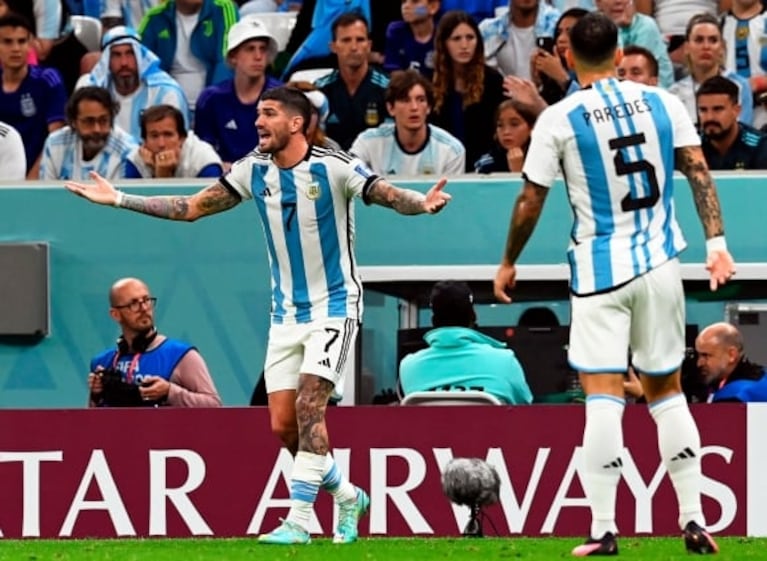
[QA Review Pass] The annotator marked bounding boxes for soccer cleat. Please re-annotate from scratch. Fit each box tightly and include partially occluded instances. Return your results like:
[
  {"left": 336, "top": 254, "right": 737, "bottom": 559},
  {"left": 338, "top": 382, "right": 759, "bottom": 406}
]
[
  {"left": 333, "top": 487, "right": 370, "bottom": 544},
  {"left": 571, "top": 532, "right": 619, "bottom": 556},
  {"left": 684, "top": 521, "right": 719, "bottom": 554},
  {"left": 258, "top": 518, "right": 311, "bottom": 545}
]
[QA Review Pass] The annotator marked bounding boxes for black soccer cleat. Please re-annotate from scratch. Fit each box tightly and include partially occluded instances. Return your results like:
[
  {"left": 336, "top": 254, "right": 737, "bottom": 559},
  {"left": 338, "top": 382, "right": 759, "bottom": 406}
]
[
  {"left": 684, "top": 521, "right": 719, "bottom": 554},
  {"left": 571, "top": 532, "right": 619, "bottom": 556}
]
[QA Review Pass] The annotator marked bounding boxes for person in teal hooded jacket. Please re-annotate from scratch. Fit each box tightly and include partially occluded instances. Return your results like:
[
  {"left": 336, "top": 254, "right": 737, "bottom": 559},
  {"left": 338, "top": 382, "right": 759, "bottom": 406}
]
[
  {"left": 399, "top": 281, "right": 533, "bottom": 405},
  {"left": 138, "top": 0, "right": 239, "bottom": 107}
]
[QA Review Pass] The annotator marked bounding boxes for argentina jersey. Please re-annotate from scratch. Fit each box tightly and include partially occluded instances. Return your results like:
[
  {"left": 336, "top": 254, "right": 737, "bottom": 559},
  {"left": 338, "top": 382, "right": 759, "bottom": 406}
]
[
  {"left": 223, "top": 146, "right": 381, "bottom": 324},
  {"left": 722, "top": 11, "right": 767, "bottom": 78},
  {"left": 40, "top": 126, "right": 137, "bottom": 180},
  {"left": 350, "top": 123, "right": 466, "bottom": 177},
  {"left": 522, "top": 77, "right": 700, "bottom": 295}
]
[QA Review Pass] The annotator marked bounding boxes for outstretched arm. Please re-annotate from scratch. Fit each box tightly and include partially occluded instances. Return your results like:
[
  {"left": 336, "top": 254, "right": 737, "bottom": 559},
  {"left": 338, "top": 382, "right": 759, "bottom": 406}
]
[
  {"left": 675, "top": 145, "right": 736, "bottom": 290},
  {"left": 675, "top": 146, "right": 724, "bottom": 239},
  {"left": 65, "top": 171, "right": 240, "bottom": 221},
  {"left": 366, "top": 177, "right": 451, "bottom": 215},
  {"left": 494, "top": 181, "right": 549, "bottom": 303}
]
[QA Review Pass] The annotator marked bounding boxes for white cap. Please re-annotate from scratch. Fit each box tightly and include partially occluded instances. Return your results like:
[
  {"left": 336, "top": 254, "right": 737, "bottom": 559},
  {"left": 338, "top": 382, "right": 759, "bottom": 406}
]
[{"left": 226, "top": 16, "right": 279, "bottom": 60}]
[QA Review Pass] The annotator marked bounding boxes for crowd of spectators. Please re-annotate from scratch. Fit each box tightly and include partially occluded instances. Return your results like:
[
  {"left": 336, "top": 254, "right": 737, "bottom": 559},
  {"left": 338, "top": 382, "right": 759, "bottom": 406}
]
[{"left": 5, "top": 0, "right": 767, "bottom": 183}]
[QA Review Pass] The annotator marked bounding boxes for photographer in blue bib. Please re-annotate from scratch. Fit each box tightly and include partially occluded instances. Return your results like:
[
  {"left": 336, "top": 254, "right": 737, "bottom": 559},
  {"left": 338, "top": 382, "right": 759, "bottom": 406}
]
[{"left": 87, "top": 277, "right": 222, "bottom": 408}]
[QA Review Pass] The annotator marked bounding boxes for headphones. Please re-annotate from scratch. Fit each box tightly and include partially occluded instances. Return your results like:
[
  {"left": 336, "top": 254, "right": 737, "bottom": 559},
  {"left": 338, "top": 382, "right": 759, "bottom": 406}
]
[{"left": 116, "top": 327, "right": 158, "bottom": 354}]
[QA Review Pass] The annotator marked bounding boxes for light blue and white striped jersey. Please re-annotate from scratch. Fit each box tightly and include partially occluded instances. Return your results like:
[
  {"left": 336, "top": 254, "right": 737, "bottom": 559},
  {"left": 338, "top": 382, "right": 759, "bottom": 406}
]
[
  {"left": 40, "top": 125, "right": 137, "bottom": 180},
  {"left": 522, "top": 77, "right": 700, "bottom": 295},
  {"left": 350, "top": 123, "right": 466, "bottom": 177},
  {"left": 722, "top": 11, "right": 767, "bottom": 79},
  {"left": 33, "top": 0, "right": 62, "bottom": 40},
  {"left": 223, "top": 146, "right": 381, "bottom": 325},
  {"left": 102, "top": 0, "right": 160, "bottom": 29}
]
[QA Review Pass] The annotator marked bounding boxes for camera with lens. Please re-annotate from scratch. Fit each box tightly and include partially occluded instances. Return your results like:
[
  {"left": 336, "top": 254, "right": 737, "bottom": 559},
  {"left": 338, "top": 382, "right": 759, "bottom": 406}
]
[
  {"left": 98, "top": 368, "right": 153, "bottom": 407},
  {"left": 681, "top": 347, "right": 707, "bottom": 403}
]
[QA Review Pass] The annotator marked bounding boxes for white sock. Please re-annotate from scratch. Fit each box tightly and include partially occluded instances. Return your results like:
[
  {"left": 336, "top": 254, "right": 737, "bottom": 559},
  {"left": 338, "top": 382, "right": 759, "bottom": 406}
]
[
  {"left": 582, "top": 395, "right": 625, "bottom": 539},
  {"left": 320, "top": 453, "right": 358, "bottom": 504},
  {"left": 649, "top": 393, "right": 704, "bottom": 530},
  {"left": 286, "top": 451, "right": 325, "bottom": 530}
]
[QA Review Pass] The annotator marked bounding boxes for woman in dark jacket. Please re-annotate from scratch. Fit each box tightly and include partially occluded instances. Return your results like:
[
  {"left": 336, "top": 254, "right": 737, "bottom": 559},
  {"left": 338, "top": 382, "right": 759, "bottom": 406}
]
[{"left": 431, "top": 10, "right": 505, "bottom": 172}]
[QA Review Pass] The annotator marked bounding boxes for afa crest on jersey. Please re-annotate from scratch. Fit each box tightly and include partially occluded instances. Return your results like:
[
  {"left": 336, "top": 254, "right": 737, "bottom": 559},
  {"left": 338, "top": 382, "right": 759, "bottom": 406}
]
[{"left": 306, "top": 182, "right": 321, "bottom": 200}]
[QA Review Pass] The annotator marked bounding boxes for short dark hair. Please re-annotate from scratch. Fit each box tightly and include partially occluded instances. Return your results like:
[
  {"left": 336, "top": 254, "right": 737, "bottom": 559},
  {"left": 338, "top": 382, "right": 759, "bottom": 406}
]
[
  {"left": 331, "top": 12, "right": 369, "bottom": 41},
  {"left": 622, "top": 44, "right": 659, "bottom": 78},
  {"left": 0, "top": 13, "right": 34, "bottom": 35},
  {"left": 685, "top": 12, "right": 720, "bottom": 40},
  {"left": 430, "top": 281, "right": 475, "bottom": 328},
  {"left": 140, "top": 105, "right": 187, "bottom": 139},
  {"left": 385, "top": 69, "right": 434, "bottom": 107},
  {"left": 66, "top": 86, "right": 119, "bottom": 126},
  {"left": 261, "top": 86, "right": 312, "bottom": 135},
  {"left": 696, "top": 75, "right": 739, "bottom": 104},
  {"left": 569, "top": 12, "right": 618, "bottom": 67}
]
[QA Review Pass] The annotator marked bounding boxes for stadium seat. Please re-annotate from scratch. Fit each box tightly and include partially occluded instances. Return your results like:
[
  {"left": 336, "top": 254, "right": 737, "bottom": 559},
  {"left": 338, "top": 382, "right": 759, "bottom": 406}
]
[
  {"left": 71, "top": 15, "right": 102, "bottom": 52},
  {"left": 400, "top": 390, "right": 502, "bottom": 406}
]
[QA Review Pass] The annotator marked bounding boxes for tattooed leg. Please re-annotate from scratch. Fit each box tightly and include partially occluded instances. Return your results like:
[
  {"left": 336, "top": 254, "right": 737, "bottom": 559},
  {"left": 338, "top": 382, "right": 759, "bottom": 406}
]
[{"left": 295, "top": 374, "right": 335, "bottom": 454}]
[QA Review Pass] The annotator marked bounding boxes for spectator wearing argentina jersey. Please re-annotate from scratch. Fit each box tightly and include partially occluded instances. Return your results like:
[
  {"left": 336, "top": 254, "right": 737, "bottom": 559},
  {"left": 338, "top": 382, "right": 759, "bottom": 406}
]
[
  {"left": 315, "top": 12, "right": 390, "bottom": 150},
  {"left": 350, "top": 69, "right": 465, "bottom": 177},
  {"left": 75, "top": 26, "right": 190, "bottom": 141},
  {"left": 64, "top": 85, "right": 451, "bottom": 546},
  {"left": 40, "top": 86, "right": 137, "bottom": 179},
  {"left": 0, "top": 120, "right": 26, "bottom": 179},
  {"left": 697, "top": 75, "right": 767, "bottom": 169},
  {"left": 493, "top": 13, "right": 734, "bottom": 556}
]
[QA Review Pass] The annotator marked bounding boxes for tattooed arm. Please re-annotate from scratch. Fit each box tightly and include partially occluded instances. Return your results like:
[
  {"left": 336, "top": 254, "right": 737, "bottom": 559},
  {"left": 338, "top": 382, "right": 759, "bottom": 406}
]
[
  {"left": 494, "top": 181, "right": 549, "bottom": 303},
  {"left": 119, "top": 183, "right": 240, "bottom": 221},
  {"left": 675, "top": 145, "right": 736, "bottom": 291},
  {"left": 365, "top": 177, "right": 451, "bottom": 215},
  {"left": 675, "top": 145, "right": 725, "bottom": 239},
  {"left": 64, "top": 172, "right": 240, "bottom": 221},
  {"left": 502, "top": 181, "right": 549, "bottom": 265}
]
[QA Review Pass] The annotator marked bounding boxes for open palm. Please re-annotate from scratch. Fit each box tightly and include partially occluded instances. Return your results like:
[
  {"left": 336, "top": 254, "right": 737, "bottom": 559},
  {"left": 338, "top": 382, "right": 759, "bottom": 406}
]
[
  {"left": 64, "top": 171, "right": 119, "bottom": 206},
  {"left": 423, "top": 178, "right": 451, "bottom": 214}
]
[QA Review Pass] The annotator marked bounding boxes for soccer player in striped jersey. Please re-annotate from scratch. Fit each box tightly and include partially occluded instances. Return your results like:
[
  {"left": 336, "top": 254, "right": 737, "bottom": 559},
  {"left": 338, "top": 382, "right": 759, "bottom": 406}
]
[
  {"left": 493, "top": 13, "right": 734, "bottom": 556},
  {"left": 64, "top": 85, "right": 451, "bottom": 546}
]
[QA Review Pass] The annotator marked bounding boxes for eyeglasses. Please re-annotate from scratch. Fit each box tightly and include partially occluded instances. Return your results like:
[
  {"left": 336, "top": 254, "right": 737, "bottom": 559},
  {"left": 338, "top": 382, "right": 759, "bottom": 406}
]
[{"left": 113, "top": 296, "right": 157, "bottom": 312}]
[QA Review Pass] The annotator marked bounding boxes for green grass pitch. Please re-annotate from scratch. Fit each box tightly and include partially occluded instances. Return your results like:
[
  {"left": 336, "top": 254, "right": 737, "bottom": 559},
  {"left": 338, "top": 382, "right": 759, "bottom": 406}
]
[{"left": 1, "top": 537, "right": 765, "bottom": 561}]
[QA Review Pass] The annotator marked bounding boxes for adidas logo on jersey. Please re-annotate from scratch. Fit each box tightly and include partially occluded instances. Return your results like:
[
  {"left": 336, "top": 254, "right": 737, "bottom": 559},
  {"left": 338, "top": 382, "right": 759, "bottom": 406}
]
[
  {"left": 225, "top": 119, "right": 237, "bottom": 130},
  {"left": 317, "top": 357, "right": 331, "bottom": 368}
]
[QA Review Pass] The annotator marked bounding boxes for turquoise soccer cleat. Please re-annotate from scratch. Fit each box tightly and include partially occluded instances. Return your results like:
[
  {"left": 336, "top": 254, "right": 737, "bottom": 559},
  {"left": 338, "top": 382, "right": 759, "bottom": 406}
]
[
  {"left": 258, "top": 519, "right": 311, "bottom": 545},
  {"left": 333, "top": 487, "right": 370, "bottom": 544}
]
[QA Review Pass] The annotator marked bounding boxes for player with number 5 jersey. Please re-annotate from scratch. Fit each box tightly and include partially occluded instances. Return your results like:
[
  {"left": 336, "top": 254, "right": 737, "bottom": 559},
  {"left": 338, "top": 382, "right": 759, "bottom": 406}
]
[{"left": 494, "top": 13, "right": 734, "bottom": 557}]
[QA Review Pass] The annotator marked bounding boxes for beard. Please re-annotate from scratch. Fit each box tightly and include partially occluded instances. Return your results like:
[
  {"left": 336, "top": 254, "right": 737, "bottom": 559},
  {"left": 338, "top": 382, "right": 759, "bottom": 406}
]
[
  {"left": 258, "top": 129, "right": 290, "bottom": 153},
  {"left": 80, "top": 133, "right": 109, "bottom": 158},
  {"left": 702, "top": 122, "right": 731, "bottom": 141},
  {"left": 113, "top": 72, "right": 139, "bottom": 94}
]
